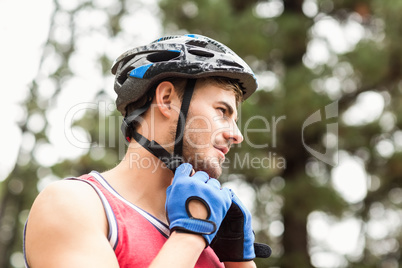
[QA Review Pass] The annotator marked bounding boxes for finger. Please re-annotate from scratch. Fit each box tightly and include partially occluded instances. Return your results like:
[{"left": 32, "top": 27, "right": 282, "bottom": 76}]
[
  {"left": 206, "top": 178, "right": 222, "bottom": 189},
  {"left": 231, "top": 191, "right": 243, "bottom": 204},
  {"left": 221, "top": 187, "right": 233, "bottom": 200},
  {"left": 175, "top": 163, "right": 193, "bottom": 176},
  {"left": 193, "top": 170, "right": 209, "bottom": 183},
  {"left": 166, "top": 186, "right": 172, "bottom": 195},
  {"left": 228, "top": 188, "right": 235, "bottom": 199}
]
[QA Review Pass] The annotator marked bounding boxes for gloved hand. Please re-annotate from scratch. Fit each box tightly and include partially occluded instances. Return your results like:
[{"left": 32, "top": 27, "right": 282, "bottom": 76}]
[
  {"left": 165, "top": 163, "right": 232, "bottom": 245},
  {"left": 211, "top": 190, "right": 272, "bottom": 262}
]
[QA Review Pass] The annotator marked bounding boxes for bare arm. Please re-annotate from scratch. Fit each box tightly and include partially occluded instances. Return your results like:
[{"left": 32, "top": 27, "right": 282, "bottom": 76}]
[
  {"left": 25, "top": 180, "right": 119, "bottom": 268},
  {"left": 149, "top": 231, "right": 206, "bottom": 267},
  {"left": 224, "top": 261, "right": 257, "bottom": 268}
]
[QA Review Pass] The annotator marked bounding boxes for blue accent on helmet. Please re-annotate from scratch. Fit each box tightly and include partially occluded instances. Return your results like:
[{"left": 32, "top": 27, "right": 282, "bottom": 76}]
[
  {"left": 185, "top": 34, "right": 198, "bottom": 39},
  {"left": 129, "top": 63, "right": 153, "bottom": 78},
  {"left": 168, "top": 49, "right": 181, "bottom": 53}
]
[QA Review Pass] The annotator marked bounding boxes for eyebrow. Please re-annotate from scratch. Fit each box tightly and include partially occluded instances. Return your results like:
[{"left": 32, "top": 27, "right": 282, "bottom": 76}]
[{"left": 217, "top": 101, "right": 238, "bottom": 123}]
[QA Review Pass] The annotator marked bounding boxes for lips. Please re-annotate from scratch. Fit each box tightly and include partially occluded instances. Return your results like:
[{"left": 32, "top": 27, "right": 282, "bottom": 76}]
[{"left": 214, "top": 146, "right": 229, "bottom": 155}]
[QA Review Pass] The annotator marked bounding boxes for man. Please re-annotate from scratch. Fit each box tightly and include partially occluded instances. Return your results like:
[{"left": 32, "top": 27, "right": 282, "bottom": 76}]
[{"left": 24, "top": 34, "right": 270, "bottom": 267}]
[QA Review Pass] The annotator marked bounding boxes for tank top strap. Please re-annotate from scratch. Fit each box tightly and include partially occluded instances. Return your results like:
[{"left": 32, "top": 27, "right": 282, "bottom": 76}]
[{"left": 65, "top": 175, "right": 119, "bottom": 249}]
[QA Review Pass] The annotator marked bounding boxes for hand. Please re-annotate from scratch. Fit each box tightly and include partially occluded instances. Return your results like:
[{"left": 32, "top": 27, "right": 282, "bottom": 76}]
[
  {"left": 165, "top": 163, "right": 232, "bottom": 245},
  {"left": 211, "top": 190, "right": 272, "bottom": 262}
]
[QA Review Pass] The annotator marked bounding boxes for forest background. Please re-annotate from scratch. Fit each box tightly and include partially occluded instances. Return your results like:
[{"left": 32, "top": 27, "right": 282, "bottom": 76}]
[{"left": 1, "top": 0, "right": 402, "bottom": 267}]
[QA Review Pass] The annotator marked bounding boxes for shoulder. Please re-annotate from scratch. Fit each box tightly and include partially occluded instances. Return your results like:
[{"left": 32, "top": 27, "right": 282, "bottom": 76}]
[
  {"left": 26, "top": 179, "right": 109, "bottom": 246},
  {"left": 28, "top": 179, "right": 107, "bottom": 230},
  {"left": 25, "top": 179, "right": 120, "bottom": 267},
  {"left": 30, "top": 179, "right": 105, "bottom": 220},
  {"left": 25, "top": 179, "right": 111, "bottom": 266}
]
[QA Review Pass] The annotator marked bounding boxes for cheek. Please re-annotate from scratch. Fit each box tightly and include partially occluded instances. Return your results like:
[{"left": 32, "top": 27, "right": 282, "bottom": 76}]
[
  {"left": 184, "top": 121, "right": 211, "bottom": 149},
  {"left": 186, "top": 114, "right": 212, "bottom": 130},
  {"left": 211, "top": 118, "right": 232, "bottom": 137},
  {"left": 184, "top": 130, "right": 210, "bottom": 149},
  {"left": 185, "top": 114, "right": 213, "bottom": 144}
]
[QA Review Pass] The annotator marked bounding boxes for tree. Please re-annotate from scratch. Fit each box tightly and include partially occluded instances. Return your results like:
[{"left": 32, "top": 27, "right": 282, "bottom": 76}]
[{"left": 1, "top": 0, "right": 402, "bottom": 267}]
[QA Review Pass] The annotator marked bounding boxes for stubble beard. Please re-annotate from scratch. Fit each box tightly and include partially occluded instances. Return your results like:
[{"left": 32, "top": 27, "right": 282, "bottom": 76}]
[
  {"left": 181, "top": 135, "right": 223, "bottom": 179},
  {"left": 169, "top": 115, "right": 223, "bottom": 179}
]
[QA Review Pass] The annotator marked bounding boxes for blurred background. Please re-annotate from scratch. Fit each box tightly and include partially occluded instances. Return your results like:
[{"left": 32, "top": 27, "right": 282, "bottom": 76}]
[{"left": 1, "top": 0, "right": 402, "bottom": 267}]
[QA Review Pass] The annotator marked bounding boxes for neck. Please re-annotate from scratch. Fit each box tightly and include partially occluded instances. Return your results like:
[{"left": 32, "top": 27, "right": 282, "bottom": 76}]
[{"left": 101, "top": 140, "right": 174, "bottom": 223}]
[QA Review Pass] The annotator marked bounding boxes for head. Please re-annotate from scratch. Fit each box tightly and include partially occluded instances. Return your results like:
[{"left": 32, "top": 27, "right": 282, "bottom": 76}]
[{"left": 112, "top": 34, "right": 257, "bottom": 176}]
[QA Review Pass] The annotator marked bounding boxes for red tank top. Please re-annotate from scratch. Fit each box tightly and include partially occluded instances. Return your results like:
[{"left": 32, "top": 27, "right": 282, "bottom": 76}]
[{"left": 71, "top": 171, "right": 224, "bottom": 267}]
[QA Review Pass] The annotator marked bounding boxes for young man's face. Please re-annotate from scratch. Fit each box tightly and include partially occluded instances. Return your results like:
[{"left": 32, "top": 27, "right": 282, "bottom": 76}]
[{"left": 182, "top": 81, "right": 243, "bottom": 179}]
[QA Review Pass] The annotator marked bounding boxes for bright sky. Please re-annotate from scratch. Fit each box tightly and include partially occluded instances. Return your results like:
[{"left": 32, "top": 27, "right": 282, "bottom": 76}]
[
  {"left": 0, "top": 0, "right": 53, "bottom": 180},
  {"left": 0, "top": 0, "right": 388, "bottom": 267},
  {"left": 0, "top": 0, "right": 163, "bottom": 181}
]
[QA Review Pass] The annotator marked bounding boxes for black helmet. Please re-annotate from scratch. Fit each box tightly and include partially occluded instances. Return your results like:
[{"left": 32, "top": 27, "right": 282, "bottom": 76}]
[
  {"left": 112, "top": 34, "right": 257, "bottom": 116},
  {"left": 111, "top": 34, "right": 257, "bottom": 173}
]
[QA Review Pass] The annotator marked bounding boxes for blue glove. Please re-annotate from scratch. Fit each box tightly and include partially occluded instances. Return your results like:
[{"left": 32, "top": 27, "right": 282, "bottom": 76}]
[
  {"left": 211, "top": 190, "right": 272, "bottom": 262},
  {"left": 165, "top": 163, "right": 232, "bottom": 245}
]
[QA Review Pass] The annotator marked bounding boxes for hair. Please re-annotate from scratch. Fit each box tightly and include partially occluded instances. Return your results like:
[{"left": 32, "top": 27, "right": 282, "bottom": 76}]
[
  {"left": 125, "top": 76, "right": 243, "bottom": 131},
  {"left": 193, "top": 77, "right": 243, "bottom": 106}
]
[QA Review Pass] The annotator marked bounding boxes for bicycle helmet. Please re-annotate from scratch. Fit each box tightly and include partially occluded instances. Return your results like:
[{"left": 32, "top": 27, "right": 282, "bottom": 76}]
[{"left": 111, "top": 34, "right": 257, "bottom": 172}]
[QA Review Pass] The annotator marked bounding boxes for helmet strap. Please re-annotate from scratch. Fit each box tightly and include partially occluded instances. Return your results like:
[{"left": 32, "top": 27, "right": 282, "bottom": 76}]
[
  {"left": 173, "top": 79, "right": 196, "bottom": 160},
  {"left": 122, "top": 79, "right": 196, "bottom": 173},
  {"left": 121, "top": 103, "right": 150, "bottom": 142}
]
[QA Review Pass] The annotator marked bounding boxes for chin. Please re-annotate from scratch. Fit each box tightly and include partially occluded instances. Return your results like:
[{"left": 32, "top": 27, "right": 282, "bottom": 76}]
[
  {"left": 192, "top": 159, "right": 222, "bottom": 179},
  {"left": 183, "top": 149, "right": 223, "bottom": 179}
]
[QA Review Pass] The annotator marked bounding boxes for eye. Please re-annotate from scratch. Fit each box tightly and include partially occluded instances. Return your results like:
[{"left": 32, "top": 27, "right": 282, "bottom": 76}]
[{"left": 217, "top": 107, "right": 227, "bottom": 115}]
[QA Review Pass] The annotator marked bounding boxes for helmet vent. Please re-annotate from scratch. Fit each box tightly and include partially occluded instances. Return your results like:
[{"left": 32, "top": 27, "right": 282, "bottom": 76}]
[
  {"left": 152, "top": 35, "right": 182, "bottom": 43},
  {"left": 188, "top": 49, "right": 214, "bottom": 58},
  {"left": 217, "top": 59, "right": 243, "bottom": 69},
  {"left": 147, "top": 51, "right": 181, "bottom": 63},
  {"left": 186, "top": 39, "right": 224, "bottom": 53},
  {"left": 205, "top": 40, "right": 226, "bottom": 53},
  {"left": 186, "top": 39, "right": 208, "bottom": 48}
]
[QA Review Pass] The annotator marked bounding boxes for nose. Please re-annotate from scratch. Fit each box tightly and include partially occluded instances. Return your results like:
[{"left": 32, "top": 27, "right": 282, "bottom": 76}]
[{"left": 223, "top": 124, "right": 244, "bottom": 145}]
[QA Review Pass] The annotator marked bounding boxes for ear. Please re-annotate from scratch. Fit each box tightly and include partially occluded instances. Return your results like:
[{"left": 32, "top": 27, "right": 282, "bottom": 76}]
[{"left": 154, "top": 81, "right": 180, "bottom": 118}]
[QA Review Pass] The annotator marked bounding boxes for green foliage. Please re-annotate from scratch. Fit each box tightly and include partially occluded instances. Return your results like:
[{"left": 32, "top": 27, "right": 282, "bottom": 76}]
[
  {"left": 344, "top": 41, "right": 389, "bottom": 87},
  {"left": 1, "top": 0, "right": 402, "bottom": 267}
]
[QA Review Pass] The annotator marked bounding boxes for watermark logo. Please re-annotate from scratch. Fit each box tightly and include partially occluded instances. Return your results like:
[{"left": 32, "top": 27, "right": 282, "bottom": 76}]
[
  {"left": 63, "top": 100, "right": 339, "bottom": 169},
  {"left": 302, "top": 101, "right": 339, "bottom": 166}
]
